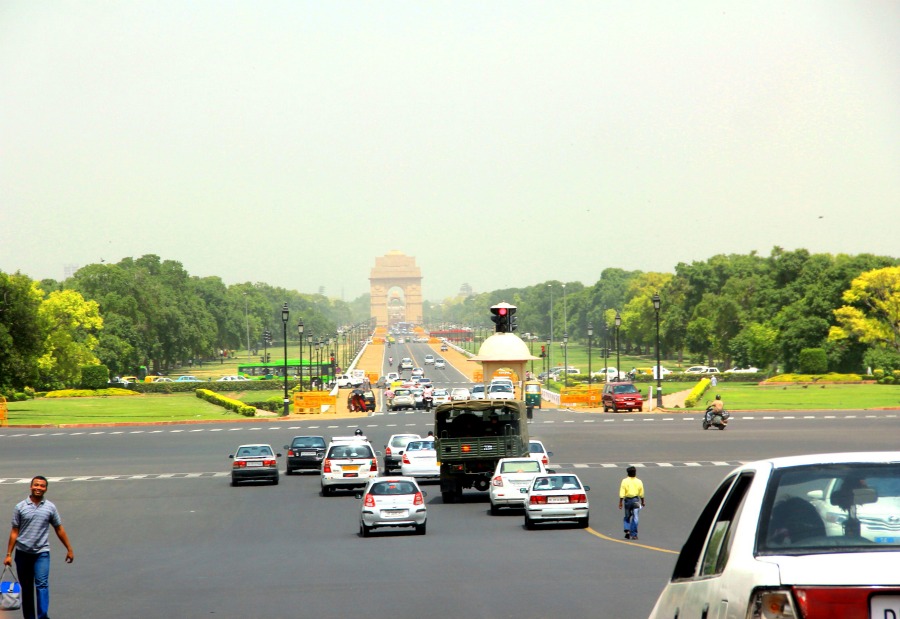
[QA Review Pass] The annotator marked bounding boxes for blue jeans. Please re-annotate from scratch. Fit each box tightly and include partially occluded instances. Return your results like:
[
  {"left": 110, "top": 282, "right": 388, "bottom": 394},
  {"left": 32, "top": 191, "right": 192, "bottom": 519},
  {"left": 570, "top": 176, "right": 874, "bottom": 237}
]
[
  {"left": 14, "top": 550, "right": 50, "bottom": 619},
  {"left": 623, "top": 498, "right": 641, "bottom": 536}
]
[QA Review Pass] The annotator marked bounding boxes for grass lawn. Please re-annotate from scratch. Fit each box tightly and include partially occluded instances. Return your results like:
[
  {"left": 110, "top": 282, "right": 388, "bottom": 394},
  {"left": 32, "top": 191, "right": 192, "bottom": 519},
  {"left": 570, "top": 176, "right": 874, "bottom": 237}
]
[
  {"left": 676, "top": 382, "right": 900, "bottom": 411},
  {"left": 4, "top": 393, "right": 246, "bottom": 426}
]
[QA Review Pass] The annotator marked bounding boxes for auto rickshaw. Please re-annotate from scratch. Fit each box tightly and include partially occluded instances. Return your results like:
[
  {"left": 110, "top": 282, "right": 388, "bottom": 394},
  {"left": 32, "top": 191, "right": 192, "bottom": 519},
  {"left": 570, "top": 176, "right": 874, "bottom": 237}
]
[{"left": 524, "top": 380, "right": 542, "bottom": 420}]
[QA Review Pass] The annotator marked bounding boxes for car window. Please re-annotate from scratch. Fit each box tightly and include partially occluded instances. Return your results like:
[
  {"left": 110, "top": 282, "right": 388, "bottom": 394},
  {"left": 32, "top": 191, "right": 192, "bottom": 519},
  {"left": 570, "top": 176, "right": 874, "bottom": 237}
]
[
  {"left": 529, "top": 442, "right": 545, "bottom": 453},
  {"left": 501, "top": 460, "right": 541, "bottom": 474},
  {"left": 671, "top": 474, "right": 739, "bottom": 580},
  {"left": 534, "top": 475, "right": 580, "bottom": 490},
  {"left": 614, "top": 384, "right": 639, "bottom": 394},
  {"left": 238, "top": 446, "right": 272, "bottom": 457},
  {"left": 490, "top": 384, "right": 513, "bottom": 393},
  {"left": 758, "top": 463, "right": 900, "bottom": 554},
  {"left": 293, "top": 437, "right": 325, "bottom": 448},
  {"left": 390, "top": 435, "right": 418, "bottom": 448},
  {"left": 371, "top": 481, "right": 417, "bottom": 495},
  {"left": 328, "top": 445, "right": 374, "bottom": 459},
  {"left": 699, "top": 473, "right": 753, "bottom": 576}
]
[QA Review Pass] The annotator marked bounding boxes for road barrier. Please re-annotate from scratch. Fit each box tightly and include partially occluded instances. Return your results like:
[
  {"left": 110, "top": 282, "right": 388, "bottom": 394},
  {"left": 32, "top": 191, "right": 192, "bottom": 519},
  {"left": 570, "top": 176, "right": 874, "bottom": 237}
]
[{"left": 293, "top": 391, "right": 337, "bottom": 414}]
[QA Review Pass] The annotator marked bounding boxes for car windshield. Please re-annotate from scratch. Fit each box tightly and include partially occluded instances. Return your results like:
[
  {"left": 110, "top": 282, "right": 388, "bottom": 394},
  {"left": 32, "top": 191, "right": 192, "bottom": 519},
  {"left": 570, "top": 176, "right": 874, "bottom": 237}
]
[
  {"left": 394, "top": 389, "right": 411, "bottom": 396},
  {"left": 406, "top": 441, "right": 435, "bottom": 451},
  {"left": 501, "top": 460, "right": 542, "bottom": 474},
  {"left": 237, "top": 446, "right": 273, "bottom": 457},
  {"left": 529, "top": 442, "right": 545, "bottom": 453},
  {"left": 614, "top": 384, "right": 639, "bottom": 394},
  {"left": 390, "top": 435, "right": 418, "bottom": 448},
  {"left": 370, "top": 481, "right": 418, "bottom": 496},
  {"left": 292, "top": 437, "right": 325, "bottom": 448},
  {"left": 328, "top": 445, "right": 374, "bottom": 459},
  {"left": 533, "top": 475, "right": 581, "bottom": 490},
  {"left": 490, "top": 384, "right": 513, "bottom": 393},
  {"left": 757, "top": 462, "right": 900, "bottom": 555}
]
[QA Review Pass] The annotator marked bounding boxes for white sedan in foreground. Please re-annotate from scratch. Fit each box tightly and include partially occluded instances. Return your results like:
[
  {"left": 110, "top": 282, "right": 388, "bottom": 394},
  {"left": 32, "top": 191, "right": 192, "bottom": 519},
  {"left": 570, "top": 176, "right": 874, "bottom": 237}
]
[
  {"left": 522, "top": 474, "right": 590, "bottom": 529},
  {"left": 400, "top": 440, "right": 439, "bottom": 480},
  {"left": 648, "top": 451, "right": 900, "bottom": 619}
]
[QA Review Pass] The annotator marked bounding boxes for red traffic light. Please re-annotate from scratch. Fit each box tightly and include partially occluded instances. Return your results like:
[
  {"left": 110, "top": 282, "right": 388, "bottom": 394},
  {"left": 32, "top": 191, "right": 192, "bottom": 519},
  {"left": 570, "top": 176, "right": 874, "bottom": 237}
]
[{"left": 497, "top": 308, "right": 507, "bottom": 316}]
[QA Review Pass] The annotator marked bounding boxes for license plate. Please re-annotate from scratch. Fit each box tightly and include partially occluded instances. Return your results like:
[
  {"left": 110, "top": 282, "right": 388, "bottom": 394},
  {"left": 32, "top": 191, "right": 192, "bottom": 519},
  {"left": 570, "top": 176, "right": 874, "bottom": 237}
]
[
  {"left": 871, "top": 595, "right": 900, "bottom": 617},
  {"left": 343, "top": 473, "right": 358, "bottom": 478},
  {"left": 548, "top": 496, "right": 568, "bottom": 503},
  {"left": 382, "top": 509, "right": 407, "bottom": 519},
  {"left": 511, "top": 481, "right": 528, "bottom": 486},
  {"left": 300, "top": 451, "right": 316, "bottom": 456},
  {"left": 342, "top": 465, "right": 359, "bottom": 471},
  {"left": 246, "top": 462, "right": 263, "bottom": 467}
]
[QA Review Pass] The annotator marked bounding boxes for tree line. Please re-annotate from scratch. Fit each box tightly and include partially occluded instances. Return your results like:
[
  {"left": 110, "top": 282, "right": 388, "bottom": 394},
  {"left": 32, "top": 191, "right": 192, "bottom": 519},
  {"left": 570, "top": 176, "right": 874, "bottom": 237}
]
[
  {"left": 3, "top": 247, "right": 899, "bottom": 392},
  {"left": 426, "top": 247, "right": 900, "bottom": 374}
]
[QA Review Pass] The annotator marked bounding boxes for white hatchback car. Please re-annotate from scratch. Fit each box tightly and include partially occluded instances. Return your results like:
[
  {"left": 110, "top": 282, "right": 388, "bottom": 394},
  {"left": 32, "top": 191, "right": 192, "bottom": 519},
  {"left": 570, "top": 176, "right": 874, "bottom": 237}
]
[
  {"left": 434, "top": 359, "right": 446, "bottom": 370},
  {"left": 357, "top": 476, "right": 427, "bottom": 537},
  {"left": 432, "top": 388, "right": 451, "bottom": 406},
  {"left": 423, "top": 354, "right": 435, "bottom": 365},
  {"left": 528, "top": 440, "right": 553, "bottom": 468},
  {"left": 522, "top": 473, "right": 590, "bottom": 528},
  {"left": 647, "top": 452, "right": 900, "bottom": 619},
  {"left": 320, "top": 438, "right": 381, "bottom": 496},
  {"left": 449, "top": 388, "right": 470, "bottom": 402},
  {"left": 489, "top": 457, "right": 547, "bottom": 514},
  {"left": 400, "top": 440, "right": 439, "bottom": 480}
]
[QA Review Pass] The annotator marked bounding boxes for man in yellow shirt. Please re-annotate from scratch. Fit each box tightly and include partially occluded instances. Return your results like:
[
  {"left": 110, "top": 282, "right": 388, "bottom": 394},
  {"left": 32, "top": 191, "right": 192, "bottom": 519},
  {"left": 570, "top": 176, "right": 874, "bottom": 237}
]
[{"left": 618, "top": 466, "right": 645, "bottom": 540}]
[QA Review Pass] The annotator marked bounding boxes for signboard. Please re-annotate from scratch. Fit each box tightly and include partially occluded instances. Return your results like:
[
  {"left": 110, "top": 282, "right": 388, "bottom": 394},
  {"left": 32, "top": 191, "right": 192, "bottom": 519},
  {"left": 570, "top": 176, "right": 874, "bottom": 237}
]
[
  {"left": 559, "top": 386, "right": 602, "bottom": 406},
  {"left": 293, "top": 392, "right": 337, "bottom": 413}
]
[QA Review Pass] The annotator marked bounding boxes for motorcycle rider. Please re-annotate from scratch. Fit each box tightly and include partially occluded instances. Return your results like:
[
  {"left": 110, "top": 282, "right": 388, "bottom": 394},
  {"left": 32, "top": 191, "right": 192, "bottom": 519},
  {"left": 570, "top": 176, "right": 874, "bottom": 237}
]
[
  {"left": 705, "top": 394, "right": 727, "bottom": 425},
  {"left": 422, "top": 384, "right": 435, "bottom": 411},
  {"left": 388, "top": 356, "right": 393, "bottom": 367}
]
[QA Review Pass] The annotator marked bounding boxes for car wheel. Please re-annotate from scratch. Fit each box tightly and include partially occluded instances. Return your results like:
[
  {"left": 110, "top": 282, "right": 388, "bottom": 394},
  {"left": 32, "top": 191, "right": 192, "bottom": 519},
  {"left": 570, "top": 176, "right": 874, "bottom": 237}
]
[
  {"left": 442, "top": 490, "right": 456, "bottom": 504},
  {"left": 524, "top": 515, "right": 536, "bottom": 530},
  {"left": 415, "top": 521, "right": 427, "bottom": 535},
  {"left": 579, "top": 515, "right": 590, "bottom": 528},
  {"left": 360, "top": 522, "right": 371, "bottom": 538},
  {"left": 272, "top": 476, "right": 279, "bottom": 485},
  {"left": 490, "top": 503, "right": 500, "bottom": 515},
  {"left": 321, "top": 485, "right": 331, "bottom": 497},
  {"left": 285, "top": 468, "right": 293, "bottom": 476},
  {"left": 231, "top": 478, "right": 239, "bottom": 487},
  {"left": 612, "top": 403, "right": 619, "bottom": 413}
]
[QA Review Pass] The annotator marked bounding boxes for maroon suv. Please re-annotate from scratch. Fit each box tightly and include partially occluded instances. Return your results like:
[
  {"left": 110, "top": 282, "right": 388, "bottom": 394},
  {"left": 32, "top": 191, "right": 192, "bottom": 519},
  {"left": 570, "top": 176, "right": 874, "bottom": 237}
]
[{"left": 601, "top": 382, "right": 644, "bottom": 412}]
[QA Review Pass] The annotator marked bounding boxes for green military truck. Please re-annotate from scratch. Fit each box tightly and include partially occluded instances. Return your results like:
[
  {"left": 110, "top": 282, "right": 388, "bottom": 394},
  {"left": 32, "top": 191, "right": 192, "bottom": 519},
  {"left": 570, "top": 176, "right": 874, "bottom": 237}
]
[{"left": 433, "top": 399, "right": 530, "bottom": 503}]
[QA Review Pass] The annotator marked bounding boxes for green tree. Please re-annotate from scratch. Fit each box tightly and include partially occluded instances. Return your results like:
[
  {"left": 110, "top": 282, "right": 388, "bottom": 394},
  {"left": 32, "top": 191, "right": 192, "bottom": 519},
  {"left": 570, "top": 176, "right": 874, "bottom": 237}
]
[
  {"left": 37, "top": 290, "right": 103, "bottom": 388},
  {"left": 0, "top": 272, "right": 46, "bottom": 390},
  {"left": 829, "top": 266, "right": 900, "bottom": 353}
]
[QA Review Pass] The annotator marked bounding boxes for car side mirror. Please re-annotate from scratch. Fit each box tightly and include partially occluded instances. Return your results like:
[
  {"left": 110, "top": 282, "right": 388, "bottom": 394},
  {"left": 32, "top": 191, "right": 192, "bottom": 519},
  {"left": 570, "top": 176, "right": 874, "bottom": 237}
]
[
  {"left": 546, "top": 469, "right": 556, "bottom": 474},
  {"left": 228, "top": 454, "right": 234, "bottom": 459},
  {"left": 583, "top": 485, "right": 591, "bottom": 492},
  {"left": 547, "top": 451, "right": 554, "bottom": 457},
  {"left": 375, "top": 451, "right": 383, "bottom": 458},
  {"left": 276, "top": 453, "right": 282, "bottom": 458},
  {"left": 355, "top": 493, "right": 363, "bottom": 500},
  {"left": 283, "top": 445, "right": 290, "bottom": 450}
]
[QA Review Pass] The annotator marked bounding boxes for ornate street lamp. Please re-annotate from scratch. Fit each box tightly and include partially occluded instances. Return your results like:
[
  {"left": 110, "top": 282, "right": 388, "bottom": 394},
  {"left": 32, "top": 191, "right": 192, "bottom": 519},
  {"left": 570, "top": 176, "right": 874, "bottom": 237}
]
[
  {"left": 653, "top": 293, "right": 663, "bottom": 409},
  {"left": 281, "top": 303, "right": 289, "bottom": 417},
  {"left": 614, "top": 310, "right": 622, "bottom": 382},
  {"left": 297, "top": 320, "right": 304, "bottom": 388},
  {"left": 587, "top": 322, "right": 594, "bottom": 386}
]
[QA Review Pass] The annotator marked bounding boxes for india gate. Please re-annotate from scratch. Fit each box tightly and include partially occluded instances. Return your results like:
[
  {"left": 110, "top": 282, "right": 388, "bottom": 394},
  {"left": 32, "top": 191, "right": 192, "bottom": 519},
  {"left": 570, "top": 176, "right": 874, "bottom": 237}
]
[{"left": 369, "top": 251, "right": 423, "bottom": 327}]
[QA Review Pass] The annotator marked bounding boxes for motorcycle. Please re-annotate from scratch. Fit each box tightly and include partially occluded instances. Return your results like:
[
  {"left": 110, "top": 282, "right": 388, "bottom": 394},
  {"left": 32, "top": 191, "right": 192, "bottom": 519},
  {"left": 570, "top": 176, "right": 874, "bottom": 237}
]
[
  {"left": 703, "top": 406, "right": 729, "bottom": 430},
  {"left": 423, "top": 395, "right": 434, "bottom": 411}
]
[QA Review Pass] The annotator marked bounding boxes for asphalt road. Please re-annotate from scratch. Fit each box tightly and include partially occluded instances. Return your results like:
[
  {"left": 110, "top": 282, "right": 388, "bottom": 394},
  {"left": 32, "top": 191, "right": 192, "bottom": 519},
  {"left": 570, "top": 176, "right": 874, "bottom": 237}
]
[{"left": 2, "top": 342, "right": 898, "bottom": 618}]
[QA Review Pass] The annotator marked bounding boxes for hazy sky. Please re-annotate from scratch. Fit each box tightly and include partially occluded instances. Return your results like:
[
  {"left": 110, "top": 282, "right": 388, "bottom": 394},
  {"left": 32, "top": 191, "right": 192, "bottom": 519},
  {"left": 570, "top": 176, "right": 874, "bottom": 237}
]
[{"left": 2, "top": 2, "right": 898, "bottom": 302}]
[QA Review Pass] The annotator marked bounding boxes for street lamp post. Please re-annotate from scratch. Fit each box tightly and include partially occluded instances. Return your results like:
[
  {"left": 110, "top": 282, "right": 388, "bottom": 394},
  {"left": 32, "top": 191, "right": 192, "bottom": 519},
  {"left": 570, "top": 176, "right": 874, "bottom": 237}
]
[
  {"left": 244, "top": 292, "right": 250, "bottom": 360},
  {"left": 614, "top": 311, "right": 622, "bottom": 382},
  {"left": 653, "top": 293, "right": 663, "bottom": 409},
  {"left": 281, "top": 303, "right": 289, "bottom": 417},
  {"left": 603, "top": 322, "right": 609, "bottom": 383},
  {"left": 297, "top": 320, "right": 304, "bottom": 389},
  {"left": 306, "top": 333, "right": 314, "bottom": 389},
  {"left": 587, "top": 322, "right": 593, "bottom": 386},
  {"left": 563, "top": 332, "right": 569, "bottom": 387},
  {"left": 545, "top": 336, "right": 551, "bottom": 388}
]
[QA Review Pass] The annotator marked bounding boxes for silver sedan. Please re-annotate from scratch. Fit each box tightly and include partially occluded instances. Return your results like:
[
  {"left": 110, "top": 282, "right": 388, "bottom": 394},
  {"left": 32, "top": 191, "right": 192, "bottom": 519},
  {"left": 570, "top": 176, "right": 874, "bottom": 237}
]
[{"left": 357, "top": 477, "right": 427, "bottom": 537}]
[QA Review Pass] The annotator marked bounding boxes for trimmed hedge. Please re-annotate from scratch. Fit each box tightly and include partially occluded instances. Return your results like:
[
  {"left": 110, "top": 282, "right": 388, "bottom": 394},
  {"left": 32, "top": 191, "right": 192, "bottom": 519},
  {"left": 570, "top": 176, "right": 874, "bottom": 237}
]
[
  {"left": 764, "top": 373, "right": 863, "bottom": 383},
  {"left": 130, "top": 379, "right": 301, "bottom": 395},
  {"left": 45, "top": 388, "right": 140, "bottom": 398},
  {"left": 80, "top": 365, "right": 110, "bottom": 390},
  {"left": 683, "top": 378, "right": 712, "bottom": 408},
  {"left": 196, "top": 389, "right": 256, "bottom": 417}
]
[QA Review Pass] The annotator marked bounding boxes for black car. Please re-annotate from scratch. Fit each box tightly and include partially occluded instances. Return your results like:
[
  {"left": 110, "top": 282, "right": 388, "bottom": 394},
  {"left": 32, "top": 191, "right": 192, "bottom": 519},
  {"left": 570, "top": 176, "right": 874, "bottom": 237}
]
[{"left": 283, "top": 436, "right": 327, "bottom": 474}]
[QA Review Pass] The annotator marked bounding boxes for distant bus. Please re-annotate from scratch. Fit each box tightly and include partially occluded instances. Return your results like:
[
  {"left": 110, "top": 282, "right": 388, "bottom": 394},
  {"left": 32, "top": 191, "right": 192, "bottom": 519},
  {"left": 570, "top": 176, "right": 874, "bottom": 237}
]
[{"left": 237, "top": 359, "right": 333, "bottom": 381}]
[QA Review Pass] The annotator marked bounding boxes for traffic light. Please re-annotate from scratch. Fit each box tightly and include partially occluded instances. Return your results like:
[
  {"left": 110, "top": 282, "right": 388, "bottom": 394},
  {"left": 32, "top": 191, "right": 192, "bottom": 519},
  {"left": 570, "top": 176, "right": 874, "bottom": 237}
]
[
  {"left": 489, "top": 303, "right": 517, "bottom": 333},
  {"left": 540, "top": 345, "right": 546, "bottom": 357}
]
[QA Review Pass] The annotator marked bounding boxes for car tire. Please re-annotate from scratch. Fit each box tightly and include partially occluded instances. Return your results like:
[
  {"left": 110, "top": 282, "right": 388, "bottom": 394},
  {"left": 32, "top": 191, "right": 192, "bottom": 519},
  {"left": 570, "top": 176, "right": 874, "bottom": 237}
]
[
  {"left": 415, "top": 521, "right": 427, "bottom": 535},
  {"left": 321, "top": 485, "right": 331, "bottom": 497},
  {"left": 524, "top": 515, "right": 536, "bottom": 530},
  {"left": 272, "top": 476, "right": 279, "bottom": 485},
  {"left": 490, "top": 503, "right": 500, "bottom": 516},
  {"left": 612, "top": 403, "right": 619, "bottom": 413},
  {"left": 442, "top": 490, "right": 456, "bottom": 504},
  {"left": 360, "top": 522, "right": 371, "bottom": 538},
  {"left": 231, "top": 478, "right": 239, "bottom": 487},
  {"left": 285, "top": 468, "right": 293, "bottom": 476},
  {"left": 579, "top": 516, "right": 590, "bottom": 528}
]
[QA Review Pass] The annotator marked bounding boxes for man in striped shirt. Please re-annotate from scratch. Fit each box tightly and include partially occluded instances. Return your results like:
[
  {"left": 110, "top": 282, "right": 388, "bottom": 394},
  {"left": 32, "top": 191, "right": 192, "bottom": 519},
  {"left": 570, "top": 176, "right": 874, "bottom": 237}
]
[{"left": 4, "top": 476, "right": 74, "bottom": 619}]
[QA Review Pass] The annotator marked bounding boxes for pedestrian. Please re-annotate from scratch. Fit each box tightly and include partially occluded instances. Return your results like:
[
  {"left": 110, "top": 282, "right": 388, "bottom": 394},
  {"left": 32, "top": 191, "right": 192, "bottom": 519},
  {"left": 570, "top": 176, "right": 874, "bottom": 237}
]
[
  {"left": 4, "top": 476, "right": 74, "bottom": 619},
  {"left": 618, "top": 465, "right": 645, "bottom": 540},
  {"left": 711, "top": 374, "right": 718, "bottom": 387}
]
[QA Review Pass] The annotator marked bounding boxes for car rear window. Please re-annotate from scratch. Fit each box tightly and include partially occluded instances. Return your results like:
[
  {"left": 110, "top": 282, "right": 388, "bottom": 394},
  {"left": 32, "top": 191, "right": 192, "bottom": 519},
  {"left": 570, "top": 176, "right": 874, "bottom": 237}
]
[
  {"left": 390, "top": 435, "right": 418, "bottom": 448},
  {"left": 237, "top": 446, "right": 273, "bottom": 457},
  {"left": 533, "top": 475, "right": 581, "bottom": 490},
  {"left": 758, "top": 462, "right": 900, "bottom": 554},
  {"left": 371, "top": 481, "right": 418, "bottom": 495},
  {"left": 529, "top": 442, "right": 545, "bottom": 453},
  {"left": 501, "top": 460, "right": 542, "bottom": 474},
  {"left": 292, "top": 437, "right": 325, "bottom": 448},
  {"left": 327, "top": 445, "right": 374, "bottom": 459}
]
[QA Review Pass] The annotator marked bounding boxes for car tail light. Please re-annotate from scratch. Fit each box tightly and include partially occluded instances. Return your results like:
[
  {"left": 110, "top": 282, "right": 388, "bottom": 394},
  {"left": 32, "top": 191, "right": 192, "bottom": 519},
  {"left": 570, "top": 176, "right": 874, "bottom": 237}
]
[
  {"left": 748, "top": 586, "right": 884, "bottom": 619},
  {"left": 232, "top": 460, "right": 246, "bottom": 468},
  {"left": 530, "top": 495, "right": 548, "bottom": 505},
  {"left": 569, "top": 494, "right": 587, "bottom": 503},
  {"left": 541, "top": 455, "right": 549, "bottom": 466},
  {"left": 413, "top": 492, "right": 424, "bottom": 505},
  {"left": 364, "top": 494, "right": 376, "bottom": 507},
  {"left": 385, "top": 447, "right": 392, "bottom": 457},
  {"left": 287, "top": 449, "right": 295, "bottom": 457},
  {"left": 370, "top": 459, "right": 378, "bottom": 472},
  {"left": 492, "top": 475, "right": 504, "bottom": 487},
  {"left": 402, "top": 454, "right": 411, "bottom": 464},
  {"left": 322, "top": 459, "right": 332, "bottom": 473},
  {"left": 263, "top": 459, "right": 276, "bottom": 467}
]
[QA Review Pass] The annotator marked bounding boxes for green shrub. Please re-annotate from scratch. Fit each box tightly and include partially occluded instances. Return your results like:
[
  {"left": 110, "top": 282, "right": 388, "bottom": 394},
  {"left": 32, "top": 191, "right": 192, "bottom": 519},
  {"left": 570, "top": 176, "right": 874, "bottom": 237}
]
[
  {"left": 45, "top": 388, "right": 140, "bottom": 398},
  {"left": 684, "top": 378, "right": 711, "bottom": 408},
  {"left": 883, "top": 376, "right": 896, "bottom": 384},
  {"left": 873, "top": 369, "right": 885, "bottom": 379},
  {"left": 196, "top": 389, "right": 256, "bottom": 417},
  {"left": 80, "top": 365, "right": 110, "bottom": 390},
  {"left": 765, "top": 373, "right": 863, "bottom": 383},
  {"left": 893, "top": 370, "right": 900, "bottom": 382},
  {"left": 864, "top": 347, "right": 900, "bottom": 373},
  {"left": 798, "top": 348, "right": 828, "bottom": 374}
]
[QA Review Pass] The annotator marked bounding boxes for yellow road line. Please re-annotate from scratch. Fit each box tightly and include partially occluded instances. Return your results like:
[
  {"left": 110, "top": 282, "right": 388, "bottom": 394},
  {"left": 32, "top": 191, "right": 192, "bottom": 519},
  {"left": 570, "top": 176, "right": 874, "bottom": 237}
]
[{"left": 585, "top": 528, "right": 678, "bottom": 554}]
